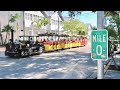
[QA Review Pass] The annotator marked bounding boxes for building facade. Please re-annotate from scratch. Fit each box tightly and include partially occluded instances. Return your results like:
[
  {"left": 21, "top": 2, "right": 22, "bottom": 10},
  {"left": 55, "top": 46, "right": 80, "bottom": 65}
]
[
  {"left": 43, "top": 11, "right": 64, "bottom": 34},
  {"left": 0, "top": 11, "right": 64, "bottom": 44},
  {"left": 86, "top": 23, "right": 93, "bottom": 40}
]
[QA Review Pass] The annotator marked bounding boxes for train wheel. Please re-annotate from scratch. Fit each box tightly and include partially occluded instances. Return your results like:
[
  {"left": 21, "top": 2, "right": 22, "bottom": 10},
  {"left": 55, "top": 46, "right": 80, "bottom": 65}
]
[
  {"left": 24, "top": 50, "right": 29, "bottom": 56},
  {"left": 28, "top": 48, "right": 33, "bottom": 56},
  {"left": 5, "top": 51, "right": 8, "bottom": 56},
  {"left": 38, "top": 46, "right": 43, "bottom": 54},
  {"left": 21, "top": 51, "right": 25, "bottom": 57},
  {"left": 17, "top": 52, "right": 21, "bottom": 58}
]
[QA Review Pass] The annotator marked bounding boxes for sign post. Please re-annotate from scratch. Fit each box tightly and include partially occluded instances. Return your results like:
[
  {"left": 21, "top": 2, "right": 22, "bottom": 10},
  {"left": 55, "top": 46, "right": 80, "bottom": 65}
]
[{"left": 91, "top": 11, "right": 108, "bottom": 79}]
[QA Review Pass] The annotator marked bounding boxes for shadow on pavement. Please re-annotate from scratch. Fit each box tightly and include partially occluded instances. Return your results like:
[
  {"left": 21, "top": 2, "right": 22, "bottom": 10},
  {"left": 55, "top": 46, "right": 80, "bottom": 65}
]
[{"left": 0, "top": 48, "right": 97, "bottom": 79}]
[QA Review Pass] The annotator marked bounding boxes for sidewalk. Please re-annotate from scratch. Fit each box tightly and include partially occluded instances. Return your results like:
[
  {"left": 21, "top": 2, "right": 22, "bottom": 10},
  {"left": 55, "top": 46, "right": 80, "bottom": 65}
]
[
  {"left": 0, "top": 46, "right": 5, "bottom": 57},
  {"left": 88, "top": 54, "right": 120, "bottom": 79}
]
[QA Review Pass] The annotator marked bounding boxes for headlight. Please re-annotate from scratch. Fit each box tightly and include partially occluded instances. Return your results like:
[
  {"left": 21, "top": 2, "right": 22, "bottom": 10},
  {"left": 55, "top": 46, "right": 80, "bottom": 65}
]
[
  {"left": 15, "top": 44, "right": 20, "bottom": 48},
  {"left": 27, "top": 44, "right": 29, "bottom": 47}
]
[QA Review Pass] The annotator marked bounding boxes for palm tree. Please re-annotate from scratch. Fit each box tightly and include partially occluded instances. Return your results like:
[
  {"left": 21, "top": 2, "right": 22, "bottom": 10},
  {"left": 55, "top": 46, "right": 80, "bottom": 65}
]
[
  {"left": 31, "top": 18, "right": 43, "bottom": 35},
  {"left": 42, "top": 17, "right": 49, "bottom": 33},
  {"left": 2, "top": 25, "right": 13, "bottom": 45},
  {"left": 9, "top": 13, "right": 20, "bottom": 23},
  {"left": 31, "top": 17, "right": 48, "bottom": 35},
  {"left": 0, "top": 21, "right": 3, "bottom": 45},
  {"left": 2, "top": 13, "right": 20, "bottom": 45}
]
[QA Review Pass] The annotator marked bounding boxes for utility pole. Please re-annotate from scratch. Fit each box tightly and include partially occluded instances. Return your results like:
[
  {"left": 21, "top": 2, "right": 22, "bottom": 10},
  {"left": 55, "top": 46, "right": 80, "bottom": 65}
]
[
  {"left": 97, "top": 11, "right": 104, "bottom": 79},
  {"left": 23, "top": 11, "right": 25, "bottom": 35},
  {"left": 23, "top": 11, "right": 25, "bottom": 40},
  {"left": 58, "top": 11, "right": 60, "bottom": 41}
]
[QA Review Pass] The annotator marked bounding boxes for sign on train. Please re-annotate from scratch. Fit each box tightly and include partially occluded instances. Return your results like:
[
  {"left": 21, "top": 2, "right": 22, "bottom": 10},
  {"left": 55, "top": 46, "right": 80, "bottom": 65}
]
[{"left": 91, "top": 29, "right": 108, "bottom": 60}]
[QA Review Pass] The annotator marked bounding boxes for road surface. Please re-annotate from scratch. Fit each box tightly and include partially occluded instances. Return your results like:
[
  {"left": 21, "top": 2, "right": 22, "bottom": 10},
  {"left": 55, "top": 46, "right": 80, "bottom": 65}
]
[{"left": 0, "top": 41, "right": 120, "bottom": 79}]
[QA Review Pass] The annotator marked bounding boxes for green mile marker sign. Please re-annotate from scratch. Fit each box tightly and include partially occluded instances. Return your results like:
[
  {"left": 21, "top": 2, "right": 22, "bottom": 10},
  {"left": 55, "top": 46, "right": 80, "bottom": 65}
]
[{"left": 91, "top": 29, "right": 108, "bottom": 60}]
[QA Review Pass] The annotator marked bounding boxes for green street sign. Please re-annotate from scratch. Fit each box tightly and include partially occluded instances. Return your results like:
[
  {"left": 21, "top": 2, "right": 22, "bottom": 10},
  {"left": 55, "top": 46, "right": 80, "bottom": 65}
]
[{"left": 91, "top": 29, "right": 108, "bottom": 60}]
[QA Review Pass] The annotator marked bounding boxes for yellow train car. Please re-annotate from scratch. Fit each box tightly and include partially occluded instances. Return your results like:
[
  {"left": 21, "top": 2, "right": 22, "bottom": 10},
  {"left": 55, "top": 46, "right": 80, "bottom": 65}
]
[{"left": 37, "top": 33, "right": 86, "bottom": 52}]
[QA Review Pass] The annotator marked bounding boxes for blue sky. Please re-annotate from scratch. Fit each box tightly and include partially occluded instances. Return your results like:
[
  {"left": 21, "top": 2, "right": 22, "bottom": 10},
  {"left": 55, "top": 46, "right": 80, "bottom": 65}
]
[{"left": 62, "top": 11, "right": 97, "bottom": 27}]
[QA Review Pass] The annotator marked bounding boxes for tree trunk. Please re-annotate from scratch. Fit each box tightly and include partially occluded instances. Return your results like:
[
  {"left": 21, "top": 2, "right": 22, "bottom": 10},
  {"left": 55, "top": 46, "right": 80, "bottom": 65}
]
[
  {"left": 4, "top": 32, "right": 8, "bottom": 45},
  {"left": 118, "top": 28, "right": 120, "bottom": 43},
  {"left": 116, "top": 25, "right": 120, "bottom": 43},
  {"left": 0, "top": 34, "right": 3, "bottom": 45}
]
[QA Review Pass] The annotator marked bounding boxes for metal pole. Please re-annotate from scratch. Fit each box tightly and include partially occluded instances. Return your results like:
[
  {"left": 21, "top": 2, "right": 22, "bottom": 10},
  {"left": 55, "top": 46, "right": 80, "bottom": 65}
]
[
  {"left": 58, "top": 11, "right": 60, "bottom": 39},
  {"left": 8, "top": 11, "right": 10, "bottom": 25},
  {"left": 23, "top": 11, "right": 25, "bottom": 35},
  {"left": 23, "top": 11, "right": 25, "bottom": 40},
  {"left": 97, "top": 11, "right": 104, "bottom": 79}
]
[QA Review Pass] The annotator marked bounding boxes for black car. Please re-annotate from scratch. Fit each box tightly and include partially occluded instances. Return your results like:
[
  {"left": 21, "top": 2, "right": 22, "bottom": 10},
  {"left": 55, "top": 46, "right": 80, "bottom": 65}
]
[
  {"left": 108, "top": 39, "right": 120, "bottom": 56},
  {"left": 5, "top": 36, "right": 44, "bottom": 58}
]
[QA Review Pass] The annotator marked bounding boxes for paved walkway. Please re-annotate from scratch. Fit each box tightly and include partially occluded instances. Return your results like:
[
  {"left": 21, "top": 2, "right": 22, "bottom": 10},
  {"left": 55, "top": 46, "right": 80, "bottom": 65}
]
[
  {"left": 0, "top": 47, "right": 5, "bottom": 57},
  {"left": 0, "top": 42, "right": 97, "bottom": 79},
  {"left": 1, "top": 41, "right": 120, "bottom": 79}
]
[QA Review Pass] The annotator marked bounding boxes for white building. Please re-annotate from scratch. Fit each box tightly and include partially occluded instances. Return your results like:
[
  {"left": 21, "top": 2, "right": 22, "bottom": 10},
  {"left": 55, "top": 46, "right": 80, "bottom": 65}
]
[
  {"left": 0, "top": 11, "right": 64, "bottom": 44},
  {"left": 86, "top": 23, "right": 92, "bottom": 40},
  {"left": 42, "top": 11, "right": 64, "bottom": 34},
  {"left": 24, "top": 11, "right": 46, "bottom": 36}
]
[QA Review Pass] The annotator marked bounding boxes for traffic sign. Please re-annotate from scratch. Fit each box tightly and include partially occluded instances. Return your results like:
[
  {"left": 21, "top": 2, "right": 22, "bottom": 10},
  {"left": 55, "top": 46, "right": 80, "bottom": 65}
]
[{"left": 91, "top": 29, "right": 108, "bottom": 60}]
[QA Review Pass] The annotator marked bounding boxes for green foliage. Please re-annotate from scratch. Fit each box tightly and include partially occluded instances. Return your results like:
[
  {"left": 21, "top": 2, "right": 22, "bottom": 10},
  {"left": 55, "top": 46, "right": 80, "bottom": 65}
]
[
  {"left": 92, "top": 26, "right": 97, "bottom": 30},
  {"left": 2, "top": 25, "right": 13, "bottom": 32},
  {"left": 32, "top": 17, "right": 49, "bottom": 33},
  {"left": 67, "top": 11, "right": 96, "bottom": 18},
  {"left": 32, "top": 19, "right": 43, "bottom": 29},
  {"left": 104, "top": 11, "right": 120, "bottom": 40},
  {"left": 42, "top": 17, "right": 49, "bottom": 26},
  {"left": 105, "top": 25, "right": 117, "bottom": 39},
  {"left": 2, "top": 25, "right": 13, "bottom": 45},
  {"left": 68, "top": 11, "right": 82, "bottom": 18},
  {"left": 2, "top": 13, "right": 20, "bottom": 33},
  {"left": 9, "top": 13, "right": 21, "bottom": 23},
  {"left": 67, "top": 11, "right": 120, "bottom": 40},
  {"left": 1, "top": 13, "right": 20, "bottom": 45},
  {"left": 63, "top": 19, "right": 87, "bottom": 35}
]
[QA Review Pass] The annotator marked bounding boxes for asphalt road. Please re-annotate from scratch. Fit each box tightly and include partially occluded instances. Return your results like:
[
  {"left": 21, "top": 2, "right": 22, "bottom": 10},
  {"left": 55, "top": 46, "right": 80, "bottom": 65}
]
[{"left": 0, "top": 41, "right": 99, "bottom": 79}]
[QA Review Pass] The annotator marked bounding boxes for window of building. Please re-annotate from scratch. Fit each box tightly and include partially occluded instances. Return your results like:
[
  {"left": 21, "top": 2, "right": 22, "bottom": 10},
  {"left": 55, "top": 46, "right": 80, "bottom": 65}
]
[
  {"left": 60, "top": 21, "right": 62, "bottom": 25},
  {"left": 56, "top": 20, "right": 58, "bottom": 25},
  {"left": 37, "top": 16, "right": 39, "bottom": 20},
  {"left": 28, "top": 13, "right": 30, "bottom": 20},
  {"left": 40, "top": 16, "right": 42, "bottom": 19},
  {"left": 10, "top": 14, "right": 13, "bottom": 17},
  {"left": 34, "top": 15, "right": 36, "bottom": 20},
  {"left": 37, "top": 16, "right": 39, "bottom": 19},
  {"left": 52, "top": 20, "right": 54, "bottom": 24},
  {"left": 25, "top": 13, "right": 27, "bottom": 19},
  {"left": 29, "top": 30, "right": 32, "bottom": 36},
  {"left": 54, "top": 20, "right": 55, "bottom": 25},
  {"left": 35, "top": 15, "right": 37, "bottom": 20},
  {"left": 33, "top": 15, "right": 35, "bottom": 21},
  {"left": 50, "top": 19, "right": 52, "bottom": 24},
  {"left": 32, "top": 14, "right": 34, "bottom": 21},
  {"left": 30, "top": 14, "right": 32, "bottom": 20},
  {"left": 55, "top": 20, "right": 56, "bottom": 25},
  {"left": 51, "top": 19, "right": 54, "bottom": 24},
  {"left": 53, "top": 20, "right": 55, "bottom": 25}
]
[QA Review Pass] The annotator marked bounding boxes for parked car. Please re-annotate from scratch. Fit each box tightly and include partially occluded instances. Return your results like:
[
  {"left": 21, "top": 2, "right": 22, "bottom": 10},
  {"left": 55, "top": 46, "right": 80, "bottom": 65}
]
[{"left": 108, "top": 39, "right": 120, "bottom": 56}]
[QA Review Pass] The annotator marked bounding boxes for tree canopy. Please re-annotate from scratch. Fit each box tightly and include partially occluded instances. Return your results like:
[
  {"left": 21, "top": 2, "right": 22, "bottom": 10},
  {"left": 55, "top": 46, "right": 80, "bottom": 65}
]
[
  {"left": 67, "top": 11, "right": 120, "bottom": 39},
  {"left": 31, "top": 17, "right": 49, "bottom": 34},
  {"left": 63, "top": 19, "right": 87, "bottom": 35}
]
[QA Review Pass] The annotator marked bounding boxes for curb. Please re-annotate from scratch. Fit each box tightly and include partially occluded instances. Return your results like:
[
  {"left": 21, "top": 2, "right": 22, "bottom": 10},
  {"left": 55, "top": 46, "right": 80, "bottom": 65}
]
[{"left": 87, "top": 71, "right": 97, "bottom": 79}]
